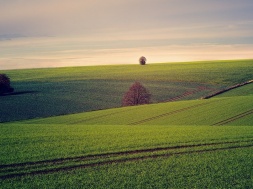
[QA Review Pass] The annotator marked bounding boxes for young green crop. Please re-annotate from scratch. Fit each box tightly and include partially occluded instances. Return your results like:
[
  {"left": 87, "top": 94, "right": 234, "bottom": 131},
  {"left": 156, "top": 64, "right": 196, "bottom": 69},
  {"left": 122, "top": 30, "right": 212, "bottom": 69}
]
[
  {"left": 1, "top": 59, "right": 252, "bottom": 122},
  {"left": 1, "top": 123, "right": 253, "bottom": 165},
  {"left": 4, "top": 59, "right": 253, "bottom": 84},
  {"left": 1, "top": 60, "right": 253, "bottom": 188},
  {"left": 23, "top": 96, "right": 253, "bottom": 126},
  {"left": 1, "top": 147, "right": 252, "bottom": 189}
]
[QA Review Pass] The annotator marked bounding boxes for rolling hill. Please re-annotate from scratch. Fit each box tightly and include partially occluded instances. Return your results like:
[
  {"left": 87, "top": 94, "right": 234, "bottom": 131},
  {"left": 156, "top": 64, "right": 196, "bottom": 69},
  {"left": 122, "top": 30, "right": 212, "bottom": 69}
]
[
  {"left": 1, "top": 59, "right": 253, "bottom": 122},
  {"left": 0, "top": 60, "right": 252, "bottom": 188}
]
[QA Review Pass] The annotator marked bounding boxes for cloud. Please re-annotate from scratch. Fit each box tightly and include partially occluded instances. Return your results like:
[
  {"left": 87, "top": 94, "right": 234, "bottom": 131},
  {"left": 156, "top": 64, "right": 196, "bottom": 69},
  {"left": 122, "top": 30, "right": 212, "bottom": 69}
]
[
  {"left": 1, "top": 42, "right": 253, "bottom": 70},
  {"left": 1, "top": 0, "right": 253, "bottom": 69},
  {"left": 1, "top": 0, "right": 253, "bottom": 36}
]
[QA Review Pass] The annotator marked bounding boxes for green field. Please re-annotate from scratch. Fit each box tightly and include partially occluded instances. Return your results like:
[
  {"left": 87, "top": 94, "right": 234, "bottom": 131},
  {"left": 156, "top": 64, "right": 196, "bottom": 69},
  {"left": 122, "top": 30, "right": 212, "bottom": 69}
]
[
  {"left": 0, "top": 60, "right": 253, "bottom": 188},
  {"left": 1, "top": 59, "right": 253, "bottom": 122}
]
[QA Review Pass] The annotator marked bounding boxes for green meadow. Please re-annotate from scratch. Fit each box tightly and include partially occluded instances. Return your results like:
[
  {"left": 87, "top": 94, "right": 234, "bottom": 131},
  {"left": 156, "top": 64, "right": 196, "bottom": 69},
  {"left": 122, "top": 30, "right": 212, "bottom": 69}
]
[
  {"left": 1, "top": 59, "right": 253, "bottom": 122},
  {"left": 0, "top": 60, "right": 253, "bottom": 188}
]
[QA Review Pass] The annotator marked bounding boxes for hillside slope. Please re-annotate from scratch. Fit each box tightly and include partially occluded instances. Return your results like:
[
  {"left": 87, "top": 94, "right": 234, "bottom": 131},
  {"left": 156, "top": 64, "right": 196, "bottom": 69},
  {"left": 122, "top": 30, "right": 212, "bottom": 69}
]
[
  {"left": 1, "top": 59, "right": 253, "bottom": 122},
  {"left": 1, "top": 83, "right": 253, "bottom": 188},
  {"left": 24, "top": 95, "right": 253, "bottom": 126}
]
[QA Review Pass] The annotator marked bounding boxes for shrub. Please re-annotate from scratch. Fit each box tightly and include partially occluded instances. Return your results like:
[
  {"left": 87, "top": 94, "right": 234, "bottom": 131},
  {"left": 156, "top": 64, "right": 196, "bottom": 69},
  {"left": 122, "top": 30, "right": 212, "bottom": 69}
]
[{"left": 0, "top": 74, "right": 14, "bottom": 95}]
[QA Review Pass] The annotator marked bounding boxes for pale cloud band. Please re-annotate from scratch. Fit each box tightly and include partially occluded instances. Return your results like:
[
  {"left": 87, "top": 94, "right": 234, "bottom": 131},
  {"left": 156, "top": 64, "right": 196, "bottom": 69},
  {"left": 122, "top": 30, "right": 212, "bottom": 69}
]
[
  {"left": 1, "top": 36, "right": 253, "bottom": 70},
  {"left": 0, "top": 0, "right": 253, "bottom": 69}
]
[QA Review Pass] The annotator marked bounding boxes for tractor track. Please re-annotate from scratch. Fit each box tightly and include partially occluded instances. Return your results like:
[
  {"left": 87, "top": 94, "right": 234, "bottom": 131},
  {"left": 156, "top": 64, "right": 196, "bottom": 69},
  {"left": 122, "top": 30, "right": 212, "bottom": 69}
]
[
  {"left": 129, "top": 99, "right": 223, "bottom": 125},
  {"left": 63, "top": 107, "right": 138, "bottom": 125},
  {"left": 166, "top": 86, "right": 214, "bottom": 102},
  {"left": 1, "top": 140, "right": 252, "bottom": 180},
  {"left": 0, "top": 139, "right": 242, "bottom": 169},
  {"left": 212, "top": 109, "right": 253, "bottom": 126}
]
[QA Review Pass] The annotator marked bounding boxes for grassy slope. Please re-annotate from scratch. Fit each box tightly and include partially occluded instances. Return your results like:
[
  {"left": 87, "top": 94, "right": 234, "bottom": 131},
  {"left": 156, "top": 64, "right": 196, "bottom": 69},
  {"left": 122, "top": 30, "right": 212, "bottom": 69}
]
[
  {"left": 1, "top": 93, "right": 252, "bottom": 164},
  {"left": 23, "top": 94, "right": 253, "bottom": 126},
  {"left": 4, "top": 59, "right": 253, "bottom": 84},
  {"left": 1, "top": 123, "right": 252, "bottom": 164},
  {"left": 2, "top": 148, "right": 252, "bottom": 189},
  {"left": 1, "top": 93, "right": 253, "bottom": 188},
  {"left": 1, "top": 60, "right": 253, "bottom": 188},
  {"left": 1, "top": 59, "right": 253, "bottom": 122}
]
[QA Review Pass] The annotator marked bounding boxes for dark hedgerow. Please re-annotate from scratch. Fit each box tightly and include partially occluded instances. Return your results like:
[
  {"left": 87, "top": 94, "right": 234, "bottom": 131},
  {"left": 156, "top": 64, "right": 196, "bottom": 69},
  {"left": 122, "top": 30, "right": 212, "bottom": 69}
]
[{"left": 122, "top": 82, "right": 151, "bottom": 106}]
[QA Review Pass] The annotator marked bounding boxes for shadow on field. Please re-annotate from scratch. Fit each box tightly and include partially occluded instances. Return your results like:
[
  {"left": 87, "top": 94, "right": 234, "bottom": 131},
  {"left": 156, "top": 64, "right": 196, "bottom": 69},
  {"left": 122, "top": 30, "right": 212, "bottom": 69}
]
[{"left": 0, "top": 91, "right": 38, "bottom": 96}]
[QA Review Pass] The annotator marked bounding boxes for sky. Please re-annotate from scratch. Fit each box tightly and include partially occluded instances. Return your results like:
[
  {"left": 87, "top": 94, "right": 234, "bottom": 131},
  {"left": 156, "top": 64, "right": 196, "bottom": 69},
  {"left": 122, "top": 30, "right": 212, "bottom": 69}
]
[{"left": 0, "top": 0, "right": 253, "bottom": 70}]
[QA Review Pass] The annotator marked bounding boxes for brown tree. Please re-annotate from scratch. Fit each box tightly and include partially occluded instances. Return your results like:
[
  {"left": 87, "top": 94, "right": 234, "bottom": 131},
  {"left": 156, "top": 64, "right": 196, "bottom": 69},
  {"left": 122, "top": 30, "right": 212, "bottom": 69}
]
[
  {"left": 0, "top": 74, "right": 14, "bottom": 95},
  {"left": 122, "top": 82, "right": 151, "bottom": 106},
  {"left": 139, "top": 56, "right": 147, "bottom": 65}
]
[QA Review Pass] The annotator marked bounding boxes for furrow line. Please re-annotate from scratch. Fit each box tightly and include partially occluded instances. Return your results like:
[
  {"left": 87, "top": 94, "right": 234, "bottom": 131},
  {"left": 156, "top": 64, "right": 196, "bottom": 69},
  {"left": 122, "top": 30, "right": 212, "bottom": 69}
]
[
  {"left": 166, "top": 86, "right": 212, "bottom": 102},
  {"left": 1, "top": 139, "right": 251, "bottom": 169},
  {"left": 69, "top": 107, "right": 138, "bottom": 124},
  {"left": 129, "top": 99, "right": 221, "bottom": 125},
  {"left": 212, "top": 109, "right": 253, "bottom": 126},
  {"left": 1, "top": 144, "right": 252, "bottom": 180}
]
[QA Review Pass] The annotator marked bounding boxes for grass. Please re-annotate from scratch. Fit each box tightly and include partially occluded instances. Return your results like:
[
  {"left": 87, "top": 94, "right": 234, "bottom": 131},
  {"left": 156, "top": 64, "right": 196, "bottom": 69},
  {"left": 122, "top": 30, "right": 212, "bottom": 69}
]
[
  {"left": 1, "top": 123, "right": 252, "bottom": 165},
  {"left": 22, "top": 95, "right": 253, "bottom": 126},
  {"left": 1, "top": 95, "right": 253, "bottom": 173},
  {"left": 1, "top": 59, "right": 252, "bottom": 122},
  {"left": 1, "top": 147, "right": 252, "bottom": 189},
  {"left": 4, "top": 59, "right": 253, "bottom": 84},
  {"left": 0, "top": 60, "right": 253, "bottom": 188}
]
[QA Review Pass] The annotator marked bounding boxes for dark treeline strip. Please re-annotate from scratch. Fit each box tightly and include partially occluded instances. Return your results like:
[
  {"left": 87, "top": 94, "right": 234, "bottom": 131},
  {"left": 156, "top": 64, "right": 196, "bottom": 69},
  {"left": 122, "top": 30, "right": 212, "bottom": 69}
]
[{"left": 202, "top": 80, "right": 253, "bottom": 99}]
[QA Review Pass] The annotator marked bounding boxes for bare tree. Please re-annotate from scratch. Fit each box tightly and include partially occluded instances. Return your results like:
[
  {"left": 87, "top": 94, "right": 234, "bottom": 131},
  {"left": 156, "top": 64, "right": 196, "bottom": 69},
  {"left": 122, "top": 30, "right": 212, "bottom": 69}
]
[
  {"left": 0, "top": 74, "right": 14, "bottom": 95},
  {"left": 139, "top": 56, "right": 147, "bottom": 65},
  {"left": 122, "top": 82, "right": 151, "bottom": 106}
]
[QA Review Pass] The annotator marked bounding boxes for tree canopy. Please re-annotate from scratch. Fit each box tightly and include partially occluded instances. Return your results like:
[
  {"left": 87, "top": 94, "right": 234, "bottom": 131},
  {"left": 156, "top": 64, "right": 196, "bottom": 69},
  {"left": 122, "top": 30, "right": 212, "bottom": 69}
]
[
  {"left": 0, "top": 74, "right": 14, "bottom": 95},
  {"left": 122, "top": 82, "right": 151, "bottom": 106},
  {"left": 139, "top": 56, "right": 147, "bottom": 65}
]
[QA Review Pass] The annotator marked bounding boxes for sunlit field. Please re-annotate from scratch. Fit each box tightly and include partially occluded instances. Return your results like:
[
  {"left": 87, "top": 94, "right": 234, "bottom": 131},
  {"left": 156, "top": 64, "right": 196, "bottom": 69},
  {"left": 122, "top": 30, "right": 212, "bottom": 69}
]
[
  {"left": 1, "top": 59, "right": 253, "bottom": 122},
  {"left": 0, "top": 60, "right": 253, "bottom": 188}
]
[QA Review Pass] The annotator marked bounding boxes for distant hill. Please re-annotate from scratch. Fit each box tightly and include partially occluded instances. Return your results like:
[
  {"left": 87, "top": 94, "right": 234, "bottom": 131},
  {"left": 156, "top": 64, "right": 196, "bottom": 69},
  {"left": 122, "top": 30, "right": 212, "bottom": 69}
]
[{"left": 1, "top": 59, "right": 252, "bottom": 122}]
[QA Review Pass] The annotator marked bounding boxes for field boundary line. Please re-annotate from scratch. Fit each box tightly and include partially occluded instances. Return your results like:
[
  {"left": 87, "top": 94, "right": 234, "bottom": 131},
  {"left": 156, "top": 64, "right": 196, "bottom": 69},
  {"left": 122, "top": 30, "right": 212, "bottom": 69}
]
[
  {"left": 202, "top": 80, "right": 253, "bottom": 99},
  {"left": 1, "top": 143, "right": 252, "bottom": 180}
]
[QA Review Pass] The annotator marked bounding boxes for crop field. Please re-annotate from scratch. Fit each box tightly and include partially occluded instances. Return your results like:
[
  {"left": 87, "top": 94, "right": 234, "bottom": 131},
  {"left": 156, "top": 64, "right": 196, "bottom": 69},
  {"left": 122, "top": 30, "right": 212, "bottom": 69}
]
[
  {"left": 1, "top": 59, "right": 253, "bottom": 122},
  {"left": 1, "top": 95, "right": 253, "bottom": 187},
  {"left": 0, "top": 60, "right": 253, "bottom": 188},
  {"left": 1, "top": 148, "right": 252, "bottom": 189}
]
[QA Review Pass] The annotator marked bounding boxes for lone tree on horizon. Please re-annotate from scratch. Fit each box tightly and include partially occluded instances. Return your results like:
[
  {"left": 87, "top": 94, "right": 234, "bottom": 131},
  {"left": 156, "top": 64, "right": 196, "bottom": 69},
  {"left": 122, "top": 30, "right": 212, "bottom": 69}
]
[
  {"left": 122, "top": 82, "right": 151, "bottom": 106},
  {"left": 0, "top": 74, "right": 14, "bottom": 95},
  {"left": 139, "top": 56, "right": 147, "bottom": 65}
]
